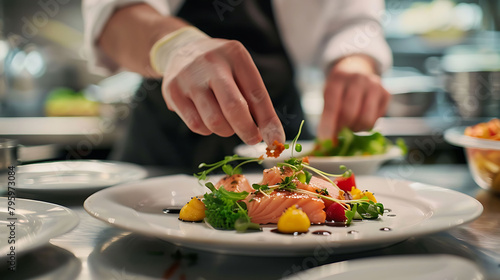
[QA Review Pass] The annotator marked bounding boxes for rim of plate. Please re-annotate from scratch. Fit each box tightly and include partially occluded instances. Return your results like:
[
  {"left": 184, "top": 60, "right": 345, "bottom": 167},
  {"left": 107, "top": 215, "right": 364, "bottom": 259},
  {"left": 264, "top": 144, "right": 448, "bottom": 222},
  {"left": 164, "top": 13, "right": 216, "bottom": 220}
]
[
  {"left": 305, "top": 146, "right": 402, "bottom": 162},
  {"left": 444, "top": 126, "right": 500, "bottom": 150},
  {"left": 282, "top": 254, "right": 484, "bottom": 280},
  {"left": 235, "top": 141, "right": 403, "bottom": 162},
  {"left": 83, "top": 174, "right": 483, "bottom": 255},
  {"left": 0, "top": 197, "right": 79, "bottom": 257},
  {"left": 17, "top": 160, "right": 148, "bottom": 191}
]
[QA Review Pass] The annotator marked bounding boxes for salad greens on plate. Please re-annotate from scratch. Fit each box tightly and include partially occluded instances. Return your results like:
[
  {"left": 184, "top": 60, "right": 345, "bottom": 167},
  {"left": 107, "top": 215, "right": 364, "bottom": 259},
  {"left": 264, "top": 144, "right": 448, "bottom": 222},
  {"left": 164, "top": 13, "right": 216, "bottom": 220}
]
[{"left": 310, "top": 127, "right": 407, "bottom": 157}]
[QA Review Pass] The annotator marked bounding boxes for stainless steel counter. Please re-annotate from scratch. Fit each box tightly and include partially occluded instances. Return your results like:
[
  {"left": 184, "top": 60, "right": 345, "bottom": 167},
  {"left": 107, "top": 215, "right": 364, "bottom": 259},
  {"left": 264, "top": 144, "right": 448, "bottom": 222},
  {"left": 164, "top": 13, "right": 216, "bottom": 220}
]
[
  {"left": 0, "top": 117, "right": 119, "bottom": 147},
  {"left": 2, "top": 163, "right": 499, "bottom": 280}
]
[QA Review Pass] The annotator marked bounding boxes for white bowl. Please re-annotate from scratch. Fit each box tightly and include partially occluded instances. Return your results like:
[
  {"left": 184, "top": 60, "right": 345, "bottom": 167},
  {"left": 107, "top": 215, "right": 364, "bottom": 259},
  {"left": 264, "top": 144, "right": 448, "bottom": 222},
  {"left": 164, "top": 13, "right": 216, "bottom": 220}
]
[{"left": 235, "top": 141, "right": 403, "bottom": 175}]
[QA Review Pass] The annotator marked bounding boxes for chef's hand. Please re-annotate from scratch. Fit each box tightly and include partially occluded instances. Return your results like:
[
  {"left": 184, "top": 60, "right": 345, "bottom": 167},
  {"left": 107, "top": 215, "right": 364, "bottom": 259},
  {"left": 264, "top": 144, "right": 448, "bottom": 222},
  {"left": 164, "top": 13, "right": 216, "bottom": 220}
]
[
  {"left": 317, "top": 54, "right": 390, "bottom": 140},
  {"left": 161, "top": 37, "right": 285, "bottom": 146}
]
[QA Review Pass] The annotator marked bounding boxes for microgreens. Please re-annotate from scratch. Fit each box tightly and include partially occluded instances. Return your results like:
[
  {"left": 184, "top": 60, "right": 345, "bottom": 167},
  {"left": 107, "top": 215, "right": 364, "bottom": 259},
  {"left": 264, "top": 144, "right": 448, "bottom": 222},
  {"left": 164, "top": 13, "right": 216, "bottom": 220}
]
[
  {"left": 290, "top": 120, "right": 305, "bottom": 157},
  {"left": 315, "top": 188, "right": 329, "bottom": 196},
  {"left": 345, "top": 204, "right": 357, "bottom": 224},
  {"left": 278, "top": 176, "right": 297, "bottom": 191},
  {"left": 356, "top": 200, "right": 384, "bottom": 219},
  {"left": 195, "top": 155, "right": 263, "bottom": 182}
]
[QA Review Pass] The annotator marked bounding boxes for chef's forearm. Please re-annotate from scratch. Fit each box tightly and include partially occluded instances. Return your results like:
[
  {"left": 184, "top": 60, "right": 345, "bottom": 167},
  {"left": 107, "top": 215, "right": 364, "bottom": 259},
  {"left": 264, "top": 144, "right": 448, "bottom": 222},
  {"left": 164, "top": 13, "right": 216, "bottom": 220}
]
[{"left": 97, "top": 3, "right": 188, "bottom": 77}]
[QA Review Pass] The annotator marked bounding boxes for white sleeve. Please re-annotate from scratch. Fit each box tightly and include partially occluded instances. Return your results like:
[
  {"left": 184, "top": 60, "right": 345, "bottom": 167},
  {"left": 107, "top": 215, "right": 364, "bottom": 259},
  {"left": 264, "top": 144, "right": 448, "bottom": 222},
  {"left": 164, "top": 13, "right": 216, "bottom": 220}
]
[
  {"left": 273, "top": 0, "right": 392, "bottom": 73},
  {"left": 82, "top": 0, "right": 174, "bottom": 75}
]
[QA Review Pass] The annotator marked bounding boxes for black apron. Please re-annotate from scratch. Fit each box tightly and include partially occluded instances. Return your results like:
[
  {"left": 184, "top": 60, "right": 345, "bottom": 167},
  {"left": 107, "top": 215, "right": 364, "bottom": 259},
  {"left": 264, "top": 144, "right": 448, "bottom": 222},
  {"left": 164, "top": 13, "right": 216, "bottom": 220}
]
[{"left": 110, "top": 0, "right": 310, "bottom": 172}]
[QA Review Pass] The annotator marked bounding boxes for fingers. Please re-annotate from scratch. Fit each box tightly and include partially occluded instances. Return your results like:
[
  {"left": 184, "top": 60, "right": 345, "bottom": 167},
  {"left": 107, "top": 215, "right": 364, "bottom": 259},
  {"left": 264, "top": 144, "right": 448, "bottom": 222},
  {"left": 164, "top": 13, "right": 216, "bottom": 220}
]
[
  {"left": 351, "top": 86, "right": 379, "bottom": 132},
  {"left": 320, "top": 73, "right": 390, "bottom": 140},
  {"left": 163, "top": 80, "right": 211, "bottom": 135},
  {"left": 161, "top": 38, "right": 284, "bottom": 145},
  {"left": 352, "top": 85, "right": 390, "bottom": 132},
  {"left": 338, "top": 75, "right": 365, "bottom": 129},
  {"left": 231, "top": 44, "right": 285, "bottom": 145},
  {"left": 210, "top": 71, "right": 263, "bottom": 145},
  {"left": 189, "top": 87, "right": 234, "bottom": 137},
  {"left": 377, "top": 87, "right": 391, "bottom": 118},
  {"left": 317, "top": 78, "right": 344, "bottom": 140}
]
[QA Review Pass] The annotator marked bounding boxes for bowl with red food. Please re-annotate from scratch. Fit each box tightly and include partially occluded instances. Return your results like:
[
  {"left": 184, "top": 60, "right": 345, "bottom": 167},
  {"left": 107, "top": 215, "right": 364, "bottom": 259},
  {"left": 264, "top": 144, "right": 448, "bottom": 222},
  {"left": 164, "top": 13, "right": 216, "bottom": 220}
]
[
  {"left": 444, "top": 119, "right": 500, "bottom": 193},
  {"left": 235, "top": 128, "right": 406, "bottom": 175}
]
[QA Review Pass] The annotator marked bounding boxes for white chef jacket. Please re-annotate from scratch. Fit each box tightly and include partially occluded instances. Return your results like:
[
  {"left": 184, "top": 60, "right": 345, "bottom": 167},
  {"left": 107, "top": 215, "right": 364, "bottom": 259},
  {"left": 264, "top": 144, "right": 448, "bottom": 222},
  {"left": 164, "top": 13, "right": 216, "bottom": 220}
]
[{"left": 82, "top": 0, "right": 392, "bottom": 76}]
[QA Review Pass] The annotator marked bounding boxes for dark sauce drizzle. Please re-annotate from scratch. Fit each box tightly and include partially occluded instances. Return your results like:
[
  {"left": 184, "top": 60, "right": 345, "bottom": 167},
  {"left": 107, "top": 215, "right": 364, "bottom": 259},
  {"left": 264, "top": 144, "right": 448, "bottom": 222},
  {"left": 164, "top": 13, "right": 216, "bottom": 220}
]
[
  {"left": 387, "top": 214, "right": 396, "bottom": 217},
  {"left": 312, "top": 230, "right": 332, "bottom": 236},
  {"left": 270, "top": 229, "right": 307, "bottom": 235},
  {"left": 380, "top": 227, "right": 392, "bottom": 231},
  {"left": 163, "top": 208, "right": 181, "bottom": 214},
  {"left": 178, "top": 218, "right": 203, "bottom": 223}
]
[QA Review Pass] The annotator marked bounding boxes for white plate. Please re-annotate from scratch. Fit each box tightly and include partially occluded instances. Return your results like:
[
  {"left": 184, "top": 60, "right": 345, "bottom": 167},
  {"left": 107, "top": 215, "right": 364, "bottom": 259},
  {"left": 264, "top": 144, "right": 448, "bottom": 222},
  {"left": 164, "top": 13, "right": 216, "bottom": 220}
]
[
  {"left": 84, "top": 174, "right": 483, "bottom": 256},
  {"left": 0, "top": 197, "right": 79, "bottom": 258},
  {"left": 16, "top": 160, "right": 147, "bottom": 194},
  {"left": 235, "top": 141, "right": 403, "bottom": 175},
  {"left": 283, "top": 255, "right": 485, "bottom": 280},
  {"left": 445, "top": 126, "right": 500, "bottom": 150}
]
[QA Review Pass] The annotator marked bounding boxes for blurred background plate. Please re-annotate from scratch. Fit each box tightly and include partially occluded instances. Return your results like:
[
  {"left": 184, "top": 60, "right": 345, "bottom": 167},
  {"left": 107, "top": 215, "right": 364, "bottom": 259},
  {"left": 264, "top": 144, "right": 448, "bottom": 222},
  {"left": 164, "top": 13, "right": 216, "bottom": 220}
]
[
  {"left": 282, "top": 255, "right": 485, "bottom": 280},
  {"left": 235, "top": 141, "right": 403, "bottom": 175},
  {"left": 16, "top": 160, "right": 147, "bottom": 195}
]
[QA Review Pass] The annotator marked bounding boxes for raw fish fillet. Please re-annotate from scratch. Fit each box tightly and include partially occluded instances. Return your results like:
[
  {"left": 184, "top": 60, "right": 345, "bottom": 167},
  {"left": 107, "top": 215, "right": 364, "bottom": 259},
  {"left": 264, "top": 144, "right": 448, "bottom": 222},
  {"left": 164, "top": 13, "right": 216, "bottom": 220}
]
[
  {"left": 246, "top": 190, "right": 326, "bottom": 224},
  {"left": 214, "top": 174, "right": 254, "bottom": 193}
]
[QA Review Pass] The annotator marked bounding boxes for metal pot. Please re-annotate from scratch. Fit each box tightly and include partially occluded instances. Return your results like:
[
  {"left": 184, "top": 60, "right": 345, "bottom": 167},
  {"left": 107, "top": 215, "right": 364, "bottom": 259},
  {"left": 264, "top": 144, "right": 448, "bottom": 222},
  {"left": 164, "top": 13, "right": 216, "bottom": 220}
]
[
  {"left": 442, "top": 45, "right": 500, "bottom": 118},
  {"left": 0, "top": 138, "right": 18, "bottom": 171},
  {"left": 383, "top": 68, "right": 438, "bottom": 117}
]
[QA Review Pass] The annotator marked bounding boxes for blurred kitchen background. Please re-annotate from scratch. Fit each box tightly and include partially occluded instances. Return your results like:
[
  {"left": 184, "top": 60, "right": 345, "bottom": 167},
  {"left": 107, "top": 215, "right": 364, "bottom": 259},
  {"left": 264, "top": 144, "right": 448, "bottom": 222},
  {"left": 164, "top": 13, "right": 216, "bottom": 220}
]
[{"left": 0, "top": 0, "right": 499, "bottom": 164}]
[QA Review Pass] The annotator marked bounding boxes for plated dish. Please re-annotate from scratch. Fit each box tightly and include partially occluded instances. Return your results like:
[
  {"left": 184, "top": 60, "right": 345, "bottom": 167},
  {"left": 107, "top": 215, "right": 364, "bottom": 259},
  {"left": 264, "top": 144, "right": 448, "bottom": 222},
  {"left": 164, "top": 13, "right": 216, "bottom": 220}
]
[
  {"left": 16, "top": 160, "right": 147, "bottom": 194},
  {"left": 282, "top": 255, "right": 485, "bottom": 280},
  {"left": 0, "top": 197, "right": 79, "bottom": 258},
  {"left": 235, "top": 141, "right": 403, "bottom": 175},
  {"left": 84, "top": 174, "right": 482, "bottom": 256}
]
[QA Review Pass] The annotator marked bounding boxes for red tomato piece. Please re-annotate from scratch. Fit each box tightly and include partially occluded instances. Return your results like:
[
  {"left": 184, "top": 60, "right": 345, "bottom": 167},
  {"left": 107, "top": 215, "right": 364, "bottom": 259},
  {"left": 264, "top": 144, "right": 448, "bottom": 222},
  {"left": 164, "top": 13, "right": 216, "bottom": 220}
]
[
  {"left": 334, "top": 173, "right": 356, "bottom": 192},
  {"left": 325, "top": 202, "right": 347, "bottom": 222}
]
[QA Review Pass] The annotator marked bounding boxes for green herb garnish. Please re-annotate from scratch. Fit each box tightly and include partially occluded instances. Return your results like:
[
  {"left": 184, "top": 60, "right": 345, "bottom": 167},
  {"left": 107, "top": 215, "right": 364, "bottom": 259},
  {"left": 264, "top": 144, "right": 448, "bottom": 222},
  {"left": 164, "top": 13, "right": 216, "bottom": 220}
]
[
  {"left": 203, "top": 182, "right": 260, "bottom": 232},
  {"left": 195, "top": 155, "right": 263, "bottom": 181}
]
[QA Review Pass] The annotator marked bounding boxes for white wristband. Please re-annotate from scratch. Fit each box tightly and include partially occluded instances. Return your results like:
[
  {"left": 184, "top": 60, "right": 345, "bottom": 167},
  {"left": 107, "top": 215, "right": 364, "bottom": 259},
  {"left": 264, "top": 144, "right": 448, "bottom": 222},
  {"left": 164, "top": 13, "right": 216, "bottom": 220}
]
[{"left": 149, "top": 26, "right": 209, "bottom": 75}]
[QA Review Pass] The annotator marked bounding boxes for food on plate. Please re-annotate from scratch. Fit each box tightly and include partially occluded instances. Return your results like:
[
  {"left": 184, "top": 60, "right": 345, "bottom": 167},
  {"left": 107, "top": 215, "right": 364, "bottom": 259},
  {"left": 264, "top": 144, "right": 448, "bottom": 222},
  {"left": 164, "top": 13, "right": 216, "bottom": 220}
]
[
  {"left": 276, "top": 205, "right": 311, "bottom": 233},
  {"left": 351, "top": 187, "right": 377, "bottom": 203},
  {"left": 179, "top": 197, "right": 206, "bottom": 222},
  {"left": 464, "top": 118, "right": 500, "bottom": 140},
  {"left": 464, "top": 119, "right": 500, "bottom": 192},
  {"left": 334, "top": 172, "right": 357, "bottom": 192},
  {"left": 266, "top": 140, "right": 286, "bottom": 158},
  {"left": 310, "top": 127, "right": 407, "bottom": 157},
  {"left": 215, "top": 174, "right": 254, "bottom": 193},
  {"left": 184, "top": 121, "right": 385, "bottom": 232},
  {"left": 45, "top": 87, "right": 100, "bottom": 116},
  {"left": 325, "top": 202, "right": 348, "bottom": 222}
]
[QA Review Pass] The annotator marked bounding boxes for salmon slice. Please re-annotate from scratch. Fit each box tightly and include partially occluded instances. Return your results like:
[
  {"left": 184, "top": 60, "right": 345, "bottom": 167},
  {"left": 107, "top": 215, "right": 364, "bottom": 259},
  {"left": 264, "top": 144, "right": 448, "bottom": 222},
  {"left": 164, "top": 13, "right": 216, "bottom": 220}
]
[
  {"left": 246, "top": 190, "right": 326, "bottom": 224},
  {"left": 261, "top": 166, "right": 294, "bottom": 186},
  {"left": 261, "top": 166, "right": 343, "bottom": 208},
  {"left": 214, "top": 174, "right": 254, "bottom": 193}
]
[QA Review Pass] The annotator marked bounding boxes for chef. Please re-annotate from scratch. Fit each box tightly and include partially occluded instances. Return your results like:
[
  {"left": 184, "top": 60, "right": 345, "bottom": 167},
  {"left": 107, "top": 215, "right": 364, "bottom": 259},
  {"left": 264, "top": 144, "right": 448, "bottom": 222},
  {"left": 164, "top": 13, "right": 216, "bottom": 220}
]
[{"left": 82, "top": 0, "right": 392, "bottom": 170}]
